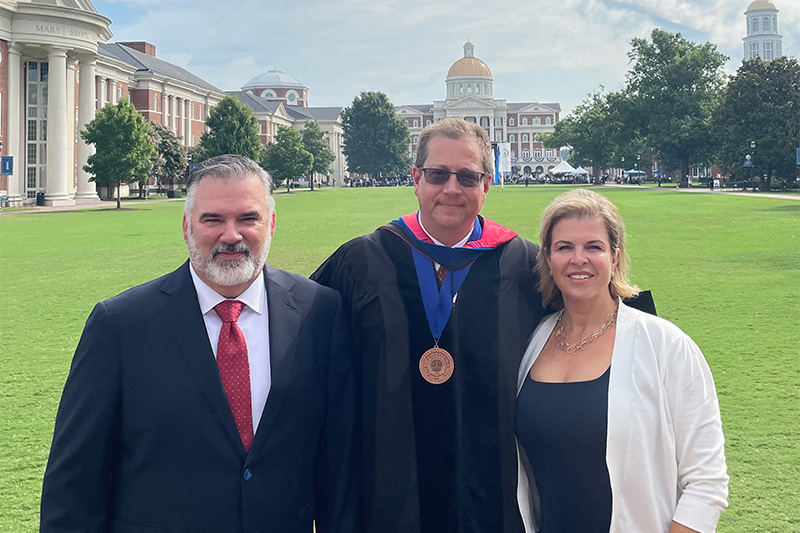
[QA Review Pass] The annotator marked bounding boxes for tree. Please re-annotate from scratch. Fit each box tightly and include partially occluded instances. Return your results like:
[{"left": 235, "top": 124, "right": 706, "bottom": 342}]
[
  {"left": 198, "top": 95, "right": 262, "bottom": 161},
  {"left": 542, "top": 89, "right": 626, "bottom": 184},
  {"left": 81, "top": 100, "right": 156, "bottom": 209},
  {"left": 261, "top": 127, "right": 313, "bottom": 193},
  {"left": 301, "top": 121, "right": 335, "bottom": 191},
  {"left": 149, "top": 121, "right": 188, "bottom": 192},
  {"left": 712, "top": 56, "right": 800, "bottom": 190},
  {"left": 341, "top": 91, "right": 411, "bottom": 179},
  {"left": 624, "top": 29, "right": 728, "bottom": 186}
]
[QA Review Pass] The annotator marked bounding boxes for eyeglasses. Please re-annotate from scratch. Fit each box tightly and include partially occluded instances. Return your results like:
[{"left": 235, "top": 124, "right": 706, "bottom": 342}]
[{"left": 419, "top": 168, "right": 487, "bottom": 188}]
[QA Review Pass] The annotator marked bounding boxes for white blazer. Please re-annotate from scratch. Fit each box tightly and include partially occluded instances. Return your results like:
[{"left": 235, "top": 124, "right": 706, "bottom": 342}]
[{"left": 516, "top": 301, "right": 729, "bottom": 533}]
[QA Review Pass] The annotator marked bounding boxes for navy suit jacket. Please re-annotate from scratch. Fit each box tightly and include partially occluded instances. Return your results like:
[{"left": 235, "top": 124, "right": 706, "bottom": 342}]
[{"left": 40, "top": 262, "right": 357, "bottom": 533}]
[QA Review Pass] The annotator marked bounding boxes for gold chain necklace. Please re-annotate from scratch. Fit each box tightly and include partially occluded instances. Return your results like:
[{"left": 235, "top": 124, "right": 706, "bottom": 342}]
[{"left": 555, "top": 305, "right": 618, "bottom": 354}]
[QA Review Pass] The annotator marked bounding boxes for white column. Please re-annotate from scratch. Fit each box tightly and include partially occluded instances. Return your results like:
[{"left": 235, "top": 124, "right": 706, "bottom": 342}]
[
  {"left": 111, "top": 79, "right": 118, "bottom": 104},
  {"left": 6, "top": 43, "right": 23, "bottom": 205},
  {"left": 66, "top": 58, "right": 78, "bottom": 197},
  {"left": 169, "top": 95, "right": 175, "bottom": 133},
  {"left": 95, "top": 75, "right": 104, "bottom": 109},
  {"left": 184, "top": 99, "right": 191, "bottom": 146},
  {"left": 177, "top": 97, "right": 184, "bottom": 141},
  {"left": 161, "top": 86, "right": 169, "bottom": 126},
  {"left": 44, "top": 47, "right": 73, "bottom": 206},
  {"left": 76, "top": 56, "right": 99, "bottom": 203}
]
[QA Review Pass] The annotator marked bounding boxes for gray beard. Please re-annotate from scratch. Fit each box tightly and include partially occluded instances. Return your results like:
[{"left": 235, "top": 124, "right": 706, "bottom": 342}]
[{"left": 186, "top": 223, "right": 271, "bottom": 289}]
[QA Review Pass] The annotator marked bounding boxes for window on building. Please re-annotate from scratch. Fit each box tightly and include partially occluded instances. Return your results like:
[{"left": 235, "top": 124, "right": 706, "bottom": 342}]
[
  {"left": 508, "top": 118, "right": 515, "bottom": 126},
  {"left": 459, "top": 84, "right": 463, "bottom": 95},
  {"left": 412, "top": 135, "right": 418, "bottom": 144},
  {"left": 426, "top": 119, "right": 432, "bottom": 126},
  {"left": 764, "top": 41, "right": 774, "bottom": 60},
  {"left": 258, "top": 123, "right": 263, "bottom": 135},
  {"left": 533, "top": 118, "right": 541, "bottom": 125},
  {"left": 118, "top": 87, "right": 122, "bottom": 99},
  {"left": 413, "top": 119, "right": 419, "bottom": 128},
  {"left": 751, "top": 42, "right": 760, "bottom": 58},
  {"left": 153, "top": 96, "right": 158, "bottom": 111},
  {"left": 522, "top": 134, "right": 529, "bottom": 142},
  {"left": 476, "top": 84, "right": 480, "bottom": 94},
  {"left": 546, "top": 117, "right": 552, "bottom": 125},
  {"left": 773, "top": 16, "right": 777, "bottom": 31},
  {"left": 480, "top": 117, "right": 489, "bottom": 127},
  {"left": 495, "top": 132, "right": 502, "bottom": 141},
  {"left": 522, "top": 118, "right": 528, "bottom": 126},
  {"left": 753, "top": 17, "right": 759, "bottom": 32},
  {"left": 763, "top": 16, "right": 770, "bottom": 31},
  {"left": 509, "top": 134, "right": 515, "bottom": 142},
  {"left": 467, "top": 84, "right": 472, "bottom": 94},
  {"left": 495, "top": 117, "right": 502, "bottom": 126}
]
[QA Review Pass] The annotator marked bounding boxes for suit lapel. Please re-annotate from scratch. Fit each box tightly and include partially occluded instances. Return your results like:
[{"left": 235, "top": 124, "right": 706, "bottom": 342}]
[
  {"left": 249, "top": 265, "right": 302, "bottom": 454},
  {"left": 158, "top": 261, "right": 247, "bottom": 458}
]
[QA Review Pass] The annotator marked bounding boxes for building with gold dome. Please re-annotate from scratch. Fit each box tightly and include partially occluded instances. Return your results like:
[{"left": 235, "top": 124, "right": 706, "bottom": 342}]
[
  {"left": 397, "top": 42, "right": 563, "bottom": 176},
  {"left": 743, "top": 0, "right": 783, "bottom": 61}
]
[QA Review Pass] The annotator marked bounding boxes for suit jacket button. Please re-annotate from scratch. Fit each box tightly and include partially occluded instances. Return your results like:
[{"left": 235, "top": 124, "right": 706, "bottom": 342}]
[{"left": 243, "top": 469, "right": 252, "bottom": 480}]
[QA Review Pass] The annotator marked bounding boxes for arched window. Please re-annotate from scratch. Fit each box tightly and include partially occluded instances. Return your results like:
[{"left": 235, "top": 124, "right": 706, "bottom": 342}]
[
  {"left": 509, "top": 134, "right": 516, "bottom": 142},
  {"left": 508, "top": 118, "right": 515, "bottom": 126},
  {"left": 495, "top": 117, "right": 502, "bottom": 127},
  {"left": 426, "top": 119, "right": 432, "bottom": 126},
  {"left": 412, "top": 135, "right": 418, "bottom": 144},
  {"left": 533, "top": 118, "right": 541, "bottom": 125},
  {"left": 773, "top": 16, "right": 777, "bottom": 31},
  {"left": 153, "top": 96, "right": 158, "bottom": 111},
  {"left": 413, "top": 119, "right": 419, "bottom": 128},
  {"left": 467, "top": 84, "right": 472, "bottom": 94},
  {"left": 476, "top": 84, "right": 480, "bottom": 94},
  {"left": 763, "top": 16, "right": 770, "bottom": 31},
  {"left": 753, "top": 17, "right": 759, "bottom": 32},
  {"left": 459, "top": 85, "right": 463, "bottom": 95},
  {"left": 546, "top": 117, "right": 552, "bottom": 125},
  {"left": 522, "top": 118, "right": 528, "bottom": 126},
  {"left": 522, "top": 134, "right": 529, "bottom": 142}
]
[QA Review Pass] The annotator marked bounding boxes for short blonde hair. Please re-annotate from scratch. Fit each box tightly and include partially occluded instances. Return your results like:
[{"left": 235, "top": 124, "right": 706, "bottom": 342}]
[
  {"left": 415, "top": 118, "right": 493, "bottom": 176},
  {"left": 536, "top": 188, "right": 639, "bottom": 309}
]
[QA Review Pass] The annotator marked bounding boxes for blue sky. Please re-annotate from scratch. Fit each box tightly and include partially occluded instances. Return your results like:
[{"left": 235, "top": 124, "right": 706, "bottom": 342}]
[{"left": 92, "top": 0, "right": 798, "bottom": 116}]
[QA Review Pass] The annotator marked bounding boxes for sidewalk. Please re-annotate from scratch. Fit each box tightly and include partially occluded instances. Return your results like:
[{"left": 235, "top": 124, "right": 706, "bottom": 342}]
[
  {"left": 0, "top": 197, "right": 185, "bottom": 216},
  {"left": 607, "top": 183, "right": 800, "bottom": 201}
]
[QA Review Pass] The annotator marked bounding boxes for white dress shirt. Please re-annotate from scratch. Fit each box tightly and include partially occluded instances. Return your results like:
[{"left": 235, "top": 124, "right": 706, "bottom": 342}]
[{"left": 189, "top": 264, "right": 271, "bottom": 433}]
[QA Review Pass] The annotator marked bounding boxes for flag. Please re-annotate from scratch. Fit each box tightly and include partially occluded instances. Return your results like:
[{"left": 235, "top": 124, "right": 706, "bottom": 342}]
[
  {"left": 499, "top": 143, "right": 512, "bottom": 173},
  {"left": 493, "top": 145, "right": 500, "bottom": 185}
]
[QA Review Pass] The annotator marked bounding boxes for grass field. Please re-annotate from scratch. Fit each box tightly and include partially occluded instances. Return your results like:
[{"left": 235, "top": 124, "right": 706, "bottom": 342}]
[{"left": 1, "top": 185, "right": 798, "bottom": 531}]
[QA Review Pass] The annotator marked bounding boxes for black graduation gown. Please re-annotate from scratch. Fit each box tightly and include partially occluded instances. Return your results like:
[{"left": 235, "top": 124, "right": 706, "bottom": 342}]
[{"left": 312, "top": 227, "right": 545, "bottom": 533}]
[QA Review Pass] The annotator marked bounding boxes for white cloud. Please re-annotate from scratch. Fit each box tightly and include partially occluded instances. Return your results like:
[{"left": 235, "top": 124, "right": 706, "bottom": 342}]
[{"left": 94, "top": 0, "right": 798, "bottom": 116}]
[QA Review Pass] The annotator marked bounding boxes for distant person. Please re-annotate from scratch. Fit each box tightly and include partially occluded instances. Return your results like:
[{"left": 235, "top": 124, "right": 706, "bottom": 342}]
[
  {"left": 515, "top": 189, "right": 728, "bottom": 533},
  {"left": 312, "top": 118, "right": 546, "bottom": 532},
  {"left": 41, "top": 154, "right": 356, "bottom": 532}
]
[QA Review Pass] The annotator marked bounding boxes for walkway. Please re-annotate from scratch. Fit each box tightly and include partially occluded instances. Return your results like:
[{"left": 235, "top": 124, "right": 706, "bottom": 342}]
[{"left": 0, "top": 197, "right": 185, "bottom": 216}]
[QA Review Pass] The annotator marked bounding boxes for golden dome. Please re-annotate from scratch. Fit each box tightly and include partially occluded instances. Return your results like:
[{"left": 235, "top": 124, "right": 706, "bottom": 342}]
[
  {"left": 447, "top": 42, "right": 492, "bottom": 78},
  {"left": 447, "top": 56, "right": 492, "bottom": 78},
  {"left": 746, "top": 0, "right": 777, "bottom": 11}
]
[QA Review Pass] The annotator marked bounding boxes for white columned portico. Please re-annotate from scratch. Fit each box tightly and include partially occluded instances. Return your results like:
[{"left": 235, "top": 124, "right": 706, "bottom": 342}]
[
  {"left": 76, "top": 56, "right": 100, "bottom": 203},
  {"left": 44, "top": 47, "right": 73, "bottom": 206},
  {"left": 184, "top": 99, "right": 191, "bottom": 146},
  {"left": 6, "top": 43, "right": 24, "bottom": 205}
]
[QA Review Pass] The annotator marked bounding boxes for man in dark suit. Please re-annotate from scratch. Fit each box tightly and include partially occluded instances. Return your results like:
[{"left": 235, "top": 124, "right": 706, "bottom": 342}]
[{"left": 40, "top": 154, "right": 356, "bottom": 532}]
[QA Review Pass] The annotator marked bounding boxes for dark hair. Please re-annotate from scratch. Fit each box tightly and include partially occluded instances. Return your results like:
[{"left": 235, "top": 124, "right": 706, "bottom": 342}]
[{"left": 184, "top": 154, "right": 274, "bottom": 215}]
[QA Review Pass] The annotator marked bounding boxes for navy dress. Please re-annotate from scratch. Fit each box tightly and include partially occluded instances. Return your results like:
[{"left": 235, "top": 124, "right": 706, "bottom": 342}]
[{"left": 516, "top": 367, "right": 613, "bottom": 533}]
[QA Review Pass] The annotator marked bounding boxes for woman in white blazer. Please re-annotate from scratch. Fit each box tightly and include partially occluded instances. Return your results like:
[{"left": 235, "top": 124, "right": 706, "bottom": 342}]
[{"left": 515, "top": 189, "right": 728, "bottom": 533}]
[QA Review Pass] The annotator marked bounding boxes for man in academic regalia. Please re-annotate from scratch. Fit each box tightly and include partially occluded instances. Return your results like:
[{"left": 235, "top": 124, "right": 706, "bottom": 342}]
[{"left": 312, "top": 118, "right": 546, "bottom": 532}]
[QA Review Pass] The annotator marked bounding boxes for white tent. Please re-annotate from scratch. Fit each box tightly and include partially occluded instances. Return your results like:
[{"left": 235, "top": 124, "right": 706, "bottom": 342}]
[
  {"left": 573, "top": 167, "right": 589, "bottom": 175},
  {"left": 550, "top": 161, "right": 575, "bottom": 175}
]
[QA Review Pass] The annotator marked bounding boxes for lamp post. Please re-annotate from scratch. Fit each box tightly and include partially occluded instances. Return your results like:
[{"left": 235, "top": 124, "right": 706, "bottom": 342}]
[
  {"left": 621, "top": 156, "right": 625, "bottom": 183},
  {"left": 635, "top": 154, "right": 641, "bottom": 185}
]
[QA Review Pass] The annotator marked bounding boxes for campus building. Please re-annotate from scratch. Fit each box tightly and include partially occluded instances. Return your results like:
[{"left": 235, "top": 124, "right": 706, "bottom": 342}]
[
  {"left": 743, "top": 0, "right": 783, "bottom": 62},
  {"left": 232, "top": 69, "right": 347, "bottom": 187},
  {"left": 396, "top": 42, "right": 563, "bottom": 176},
  {"left": 0, "top": 1, "right": 226, "bottom": 206}
]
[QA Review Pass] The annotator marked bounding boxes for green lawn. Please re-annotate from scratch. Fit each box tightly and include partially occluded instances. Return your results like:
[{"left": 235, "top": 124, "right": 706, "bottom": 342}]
[{"left": 1, "top": 185, "right": 798, "bottom": 531}]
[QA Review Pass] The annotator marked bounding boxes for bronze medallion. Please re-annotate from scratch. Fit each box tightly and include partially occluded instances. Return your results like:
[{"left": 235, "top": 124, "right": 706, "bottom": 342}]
[{"left": 419, "top": 346, "right": 454, "bottom": 385}]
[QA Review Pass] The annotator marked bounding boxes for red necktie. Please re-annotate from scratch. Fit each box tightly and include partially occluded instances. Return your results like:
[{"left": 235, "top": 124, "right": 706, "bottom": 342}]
[{"left": 215, "top": 300, "right": 254, "bottom": 452}]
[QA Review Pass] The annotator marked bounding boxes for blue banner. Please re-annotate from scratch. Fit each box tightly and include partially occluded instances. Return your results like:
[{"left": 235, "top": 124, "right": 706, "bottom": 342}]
[
  {"left": 1, "top": 156, "right": 12, "bottom": 176},
  {"left": 493, "top": 145, "right": 500, "bottom": 185},
  {"left": 796, "top": 148, "right": 799, "bottom": 165}
]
